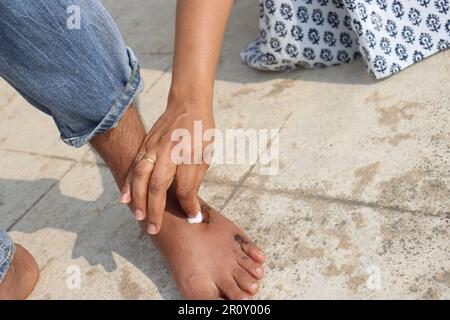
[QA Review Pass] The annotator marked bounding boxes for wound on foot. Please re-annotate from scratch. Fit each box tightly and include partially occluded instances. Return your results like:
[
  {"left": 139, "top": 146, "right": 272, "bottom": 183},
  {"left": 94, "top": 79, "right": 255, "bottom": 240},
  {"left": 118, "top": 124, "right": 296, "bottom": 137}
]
[
  {"left": 234, "top": 234, "right": 248, "bottom": 251},
  {"left": 187, "top": 205, "right": 211, "bottom": 225}
]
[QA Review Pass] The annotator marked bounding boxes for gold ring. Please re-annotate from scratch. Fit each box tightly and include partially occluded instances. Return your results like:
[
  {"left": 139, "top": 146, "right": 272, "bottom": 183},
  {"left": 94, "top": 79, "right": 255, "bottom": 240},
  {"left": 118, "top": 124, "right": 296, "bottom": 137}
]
[{"left": 141, "top": 156, "right": 155, "bottom": 164}]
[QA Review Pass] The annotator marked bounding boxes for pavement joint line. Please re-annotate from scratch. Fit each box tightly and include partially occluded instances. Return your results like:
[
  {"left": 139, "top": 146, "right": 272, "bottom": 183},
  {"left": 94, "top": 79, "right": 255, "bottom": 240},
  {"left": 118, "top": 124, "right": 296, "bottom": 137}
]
[
  {"left": 238, "top": 183, "right": 449, "bottom": 217},
  {"left": 143, "top": 64, "right": 172, "bottom": 95},
  {"left": 205, "top": 175, "right": 449, "bottom": 217},
  {"left": 219, "top": 111, "right": 293, "bottom": 211},
  {"left": 140, "top": 51, "right": 173, "bottom": 56},
  {"left": 211, "top": 110, "right": 443, "bottom": 217},
  {"left": 2, "top": 140, "right": 447, "bottom": 217},
  {"left": 1, "top": 148, "right": 107, "bottom": 167},
  {"left": 3, "top": 147, "right": 448, "bottom": 217},
  {"left": 6, "top": 161, "right": 78, "bottom": 232},
  {"left": 219, "top": 163, "right": 256, "bottom": 212}
]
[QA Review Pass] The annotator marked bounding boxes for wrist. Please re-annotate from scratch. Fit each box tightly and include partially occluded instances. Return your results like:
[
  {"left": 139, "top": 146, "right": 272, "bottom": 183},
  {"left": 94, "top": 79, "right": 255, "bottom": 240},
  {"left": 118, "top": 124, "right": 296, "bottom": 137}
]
[{"left": 168, "top": 81, "right": 214, "bottom": 109}]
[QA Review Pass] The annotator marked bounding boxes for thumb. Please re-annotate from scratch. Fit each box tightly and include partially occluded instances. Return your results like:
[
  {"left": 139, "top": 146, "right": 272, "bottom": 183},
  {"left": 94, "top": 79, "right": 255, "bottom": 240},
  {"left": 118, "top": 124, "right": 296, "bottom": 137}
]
[{"left": 178, "top": 191, "right": 201, "bottom": 218}]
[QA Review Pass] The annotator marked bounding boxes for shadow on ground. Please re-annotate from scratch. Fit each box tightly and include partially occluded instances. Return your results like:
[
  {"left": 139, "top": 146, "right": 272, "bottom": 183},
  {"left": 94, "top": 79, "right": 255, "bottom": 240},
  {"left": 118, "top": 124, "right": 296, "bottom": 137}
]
[{"left": 3, "top": 157, "right": 181, "bottom": 299}]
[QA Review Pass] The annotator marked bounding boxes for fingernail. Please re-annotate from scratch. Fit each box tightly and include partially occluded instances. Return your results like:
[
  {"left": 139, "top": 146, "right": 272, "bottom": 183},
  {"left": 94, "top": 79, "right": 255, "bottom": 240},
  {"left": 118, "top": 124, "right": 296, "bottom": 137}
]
[
  {"left": 135, "top": 209, "right": 145, "bottom": 221},
  {"left": 147, "top": 224, "right": 157, "bottom": 235},
  {"left": 120, "top": 193, "right": 130, "bottom": 204}
]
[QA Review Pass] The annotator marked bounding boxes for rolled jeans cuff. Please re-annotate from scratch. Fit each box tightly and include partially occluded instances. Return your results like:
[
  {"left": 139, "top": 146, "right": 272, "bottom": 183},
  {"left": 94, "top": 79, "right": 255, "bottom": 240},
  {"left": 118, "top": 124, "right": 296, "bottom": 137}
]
[
  {"left": 59, "top": 47, "right": 144, "bottom": 148},
  {"left": 0, "top": 229, "right": 15, "bottom": 284}
]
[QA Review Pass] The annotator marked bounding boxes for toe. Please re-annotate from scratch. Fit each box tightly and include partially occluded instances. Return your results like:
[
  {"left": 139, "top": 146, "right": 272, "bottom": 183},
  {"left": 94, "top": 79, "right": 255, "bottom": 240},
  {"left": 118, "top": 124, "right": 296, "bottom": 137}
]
[
  {"left": 179, "top": 276, "right": 221, "bottom": 300},
  {"left": 184, "top": 289, "right": 221, "bottom": 300},
  {"left": 233, "top": 267, "right": 260, "bottom": 295},
  {"left": 219, "top": 278, "right": 253, "bottom": 300},
  {"left": 237, "top": 236, "right": 265, "bottom": 263},
  {"left": 238, "top": 255, "right": 264, "bottom": 280}
]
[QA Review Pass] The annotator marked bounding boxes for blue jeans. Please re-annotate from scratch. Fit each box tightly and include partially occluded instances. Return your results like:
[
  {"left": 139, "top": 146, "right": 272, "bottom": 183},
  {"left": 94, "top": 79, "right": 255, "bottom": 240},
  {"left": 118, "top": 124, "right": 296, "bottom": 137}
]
[
  {"left": 0, "top": 0, "right": 144, "bottom": 282},
  {"left": 0, "top": 228, "right": 15, "bottom": 283}
]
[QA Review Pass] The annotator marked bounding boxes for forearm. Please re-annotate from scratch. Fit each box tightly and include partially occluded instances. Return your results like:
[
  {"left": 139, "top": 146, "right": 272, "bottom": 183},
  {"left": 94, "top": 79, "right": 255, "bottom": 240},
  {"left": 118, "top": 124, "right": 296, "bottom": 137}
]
[{"left": 169, "top": 0, "right": 234, "bottom": 107}]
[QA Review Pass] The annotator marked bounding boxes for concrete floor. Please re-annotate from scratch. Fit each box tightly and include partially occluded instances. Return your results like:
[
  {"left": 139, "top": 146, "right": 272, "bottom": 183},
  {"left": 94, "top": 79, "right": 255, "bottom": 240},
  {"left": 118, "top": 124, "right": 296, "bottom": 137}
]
[{"left": 0, "top": 0, "right": 449, "bottom": 299}]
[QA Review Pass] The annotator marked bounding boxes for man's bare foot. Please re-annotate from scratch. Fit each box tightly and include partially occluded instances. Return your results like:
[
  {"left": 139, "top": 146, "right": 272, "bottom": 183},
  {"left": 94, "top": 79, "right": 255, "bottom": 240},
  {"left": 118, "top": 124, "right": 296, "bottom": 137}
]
[
  {"left": 0, "top": 244, "right": 39, "bottom": 300},
  {"left": 90, "top": 105, "right": 265, "bottom": 299},
  {"left": 150, "top": 196, "right": 265, "bottom": 299}
]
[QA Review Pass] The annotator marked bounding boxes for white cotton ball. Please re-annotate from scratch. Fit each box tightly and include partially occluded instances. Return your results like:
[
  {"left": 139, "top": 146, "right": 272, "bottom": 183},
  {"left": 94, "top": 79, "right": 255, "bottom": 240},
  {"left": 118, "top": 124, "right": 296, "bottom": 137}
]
[{"left": 187, "top": 211, "right": 203, "bottom": 224}]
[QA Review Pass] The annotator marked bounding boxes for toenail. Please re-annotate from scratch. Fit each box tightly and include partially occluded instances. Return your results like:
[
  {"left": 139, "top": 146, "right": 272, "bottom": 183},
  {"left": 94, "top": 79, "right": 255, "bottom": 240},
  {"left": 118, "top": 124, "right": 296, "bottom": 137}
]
[
  {"left": 255, "top": 267, "right": 263, "bottom": 275},
  {"left": 147, "top": 224, "right": 157, "bottom": 235},
  {"left": 250, "top": 283, "right": 258, "bottom": 290},
  {"left": 256, "top": 250, "right": 265, "bottom": 259}
]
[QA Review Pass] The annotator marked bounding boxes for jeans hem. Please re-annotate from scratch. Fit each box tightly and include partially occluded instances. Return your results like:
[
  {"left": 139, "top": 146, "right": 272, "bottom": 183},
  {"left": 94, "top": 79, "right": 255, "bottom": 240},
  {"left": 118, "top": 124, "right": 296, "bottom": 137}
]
[
  {"left": 60, "top": 47, "right": 145, "bottom": 148},
  {"left": 0, "top": 239, "right": 15, "bottom": 284}
]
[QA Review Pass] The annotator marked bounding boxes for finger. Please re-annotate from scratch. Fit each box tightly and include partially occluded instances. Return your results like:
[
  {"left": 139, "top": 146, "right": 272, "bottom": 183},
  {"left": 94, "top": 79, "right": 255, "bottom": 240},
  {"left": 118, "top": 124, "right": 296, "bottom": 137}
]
[
  {"left": 120, "top": 175, "right": 131, "bottom": 204},
  {"left": 195, "top": 162, "right": 210, "bottom": 186},
  {"left": 130, "top": 152, "right": 156, "bottom": 221},
  {"left": 189, "top": 162, "right": 210, "bottom": 210},
  {"left": 176, "top": 165, "right": 200, "bottom": 218},
  {"left": 147, "top": 189, "right": 167, "bottom": 235},
  {"left": 146, "top": 114, "right": 168, "bottom": 138},
  {"left": 146, "top": 154, "right": 176, "bottom": 234}
]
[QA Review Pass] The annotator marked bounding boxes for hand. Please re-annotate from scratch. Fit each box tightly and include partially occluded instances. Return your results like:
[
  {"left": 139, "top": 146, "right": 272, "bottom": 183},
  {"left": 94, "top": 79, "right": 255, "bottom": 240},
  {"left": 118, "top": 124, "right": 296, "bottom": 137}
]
[{"left": 120, "top": 98, "right": 215, "bottom": 235}]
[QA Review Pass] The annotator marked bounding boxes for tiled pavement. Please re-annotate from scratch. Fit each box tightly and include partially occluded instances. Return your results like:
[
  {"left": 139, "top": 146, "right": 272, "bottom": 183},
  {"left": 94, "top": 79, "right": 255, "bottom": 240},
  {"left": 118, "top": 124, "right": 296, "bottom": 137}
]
[{"left": 0, "top": 0, "right": 448, "bottom": 299}]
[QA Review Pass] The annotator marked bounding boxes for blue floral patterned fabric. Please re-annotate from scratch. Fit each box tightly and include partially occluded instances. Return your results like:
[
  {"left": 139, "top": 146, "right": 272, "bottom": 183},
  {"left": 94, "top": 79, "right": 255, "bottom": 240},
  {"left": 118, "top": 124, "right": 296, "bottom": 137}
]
[{"left": 241, "top": 0, "right": 450, "bottom": 78}]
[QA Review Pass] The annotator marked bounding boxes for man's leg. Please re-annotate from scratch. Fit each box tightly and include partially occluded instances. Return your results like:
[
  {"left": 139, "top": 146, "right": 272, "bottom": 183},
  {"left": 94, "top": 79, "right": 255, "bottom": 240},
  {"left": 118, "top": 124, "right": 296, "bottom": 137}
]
[{"left": 90, "top": 105, "right": 265, "bottom": 299}]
